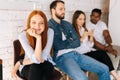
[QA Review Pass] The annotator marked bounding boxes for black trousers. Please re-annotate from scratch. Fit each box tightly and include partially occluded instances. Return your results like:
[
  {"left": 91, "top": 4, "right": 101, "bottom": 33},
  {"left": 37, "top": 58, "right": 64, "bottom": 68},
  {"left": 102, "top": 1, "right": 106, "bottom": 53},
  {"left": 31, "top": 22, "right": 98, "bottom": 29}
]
[
  {"left": 84, "top": 50, "right": 114, "bottom": 71},
  {"left": 21, "top": 61, "right": 54, "bottom": 80}
]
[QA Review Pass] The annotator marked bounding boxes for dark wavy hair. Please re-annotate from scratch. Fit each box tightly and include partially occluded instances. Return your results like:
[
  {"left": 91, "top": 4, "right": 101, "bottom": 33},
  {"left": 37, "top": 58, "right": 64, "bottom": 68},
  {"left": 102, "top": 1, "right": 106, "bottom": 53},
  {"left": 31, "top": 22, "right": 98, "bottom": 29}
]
[{"left": 72, "top": 10, "right": 87, "bottom": 37}]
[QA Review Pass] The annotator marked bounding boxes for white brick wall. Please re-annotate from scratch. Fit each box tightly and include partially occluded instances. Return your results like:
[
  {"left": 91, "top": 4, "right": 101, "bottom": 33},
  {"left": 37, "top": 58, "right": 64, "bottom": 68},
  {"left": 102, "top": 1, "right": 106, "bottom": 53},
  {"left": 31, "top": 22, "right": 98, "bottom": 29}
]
[{"left": 0, "top": 0, "right": 108, "bottom": 80}]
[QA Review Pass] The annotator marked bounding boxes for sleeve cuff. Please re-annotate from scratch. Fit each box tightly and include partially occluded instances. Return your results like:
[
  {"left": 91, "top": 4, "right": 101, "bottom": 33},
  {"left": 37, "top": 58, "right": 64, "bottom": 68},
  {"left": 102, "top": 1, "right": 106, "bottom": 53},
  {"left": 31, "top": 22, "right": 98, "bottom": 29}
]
[{"left": 31, "top": 54, "right": 41, "bottom": 64}]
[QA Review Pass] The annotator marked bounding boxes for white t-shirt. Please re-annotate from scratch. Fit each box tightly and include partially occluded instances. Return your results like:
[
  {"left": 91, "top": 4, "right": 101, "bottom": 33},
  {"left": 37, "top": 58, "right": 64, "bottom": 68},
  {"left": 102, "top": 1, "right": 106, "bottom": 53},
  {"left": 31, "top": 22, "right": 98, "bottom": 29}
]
[{"left": 86, "top": 20, "right": 108, "bottom": 45}]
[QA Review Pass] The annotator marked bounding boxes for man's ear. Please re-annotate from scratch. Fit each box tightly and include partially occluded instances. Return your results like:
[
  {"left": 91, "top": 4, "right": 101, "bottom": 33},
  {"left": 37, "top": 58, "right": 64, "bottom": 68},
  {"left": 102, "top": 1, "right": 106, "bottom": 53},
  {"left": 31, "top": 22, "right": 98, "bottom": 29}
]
[
  {"left": 51, "top": 8, "right": 55, "bottom": 14},
  {"left": 90, "top": 15, "right": 92, "bottom": 18}
]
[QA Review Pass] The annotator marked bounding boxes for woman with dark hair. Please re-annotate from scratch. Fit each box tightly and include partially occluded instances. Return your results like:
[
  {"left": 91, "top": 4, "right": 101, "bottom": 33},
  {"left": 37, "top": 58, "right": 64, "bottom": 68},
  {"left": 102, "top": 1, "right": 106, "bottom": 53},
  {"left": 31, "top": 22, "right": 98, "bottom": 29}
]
[
  {"left": 11, "top": 10, "right": 55, "bottom": 80},
  {"left": 72, "top": 10, "right": 94, "bottom": 54}
]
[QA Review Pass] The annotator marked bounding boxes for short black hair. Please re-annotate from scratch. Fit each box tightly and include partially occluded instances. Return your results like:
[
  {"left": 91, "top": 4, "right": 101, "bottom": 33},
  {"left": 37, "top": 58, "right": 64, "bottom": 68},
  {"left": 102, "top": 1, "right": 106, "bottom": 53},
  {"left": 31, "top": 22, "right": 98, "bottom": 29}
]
[
  {"left": 50, "top": 0, "right": 64, "bottom": 11},
  {"left": 91, "top": 8, "right": 102, "bottom": 16}
]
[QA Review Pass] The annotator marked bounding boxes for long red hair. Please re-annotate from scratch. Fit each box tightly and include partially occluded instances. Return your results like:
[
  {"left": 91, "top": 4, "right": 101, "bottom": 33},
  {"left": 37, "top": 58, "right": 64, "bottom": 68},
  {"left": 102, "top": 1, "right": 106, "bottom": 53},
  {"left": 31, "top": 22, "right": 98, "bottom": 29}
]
[{"left": 20, "top": 10, "right": 48, "bottom": 55}]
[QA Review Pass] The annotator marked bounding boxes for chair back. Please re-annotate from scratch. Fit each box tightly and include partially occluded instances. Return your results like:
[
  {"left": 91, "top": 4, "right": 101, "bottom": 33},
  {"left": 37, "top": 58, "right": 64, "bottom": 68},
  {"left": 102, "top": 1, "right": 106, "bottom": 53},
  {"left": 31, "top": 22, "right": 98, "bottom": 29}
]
[
  {"left": 13, "top": 39, "right": 26, "bottom": 79},
  {"left": 0, "top": 59, "right": 2, "bottom": 80},
  {"left": 13, "top": 39, "right": 24, "bottom": 65}
]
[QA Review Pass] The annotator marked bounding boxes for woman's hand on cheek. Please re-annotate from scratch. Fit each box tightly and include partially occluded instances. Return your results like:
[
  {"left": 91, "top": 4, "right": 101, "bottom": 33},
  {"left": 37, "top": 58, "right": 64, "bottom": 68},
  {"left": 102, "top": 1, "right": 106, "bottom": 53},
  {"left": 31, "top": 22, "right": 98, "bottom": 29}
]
[
  {"left": 27, "top": 28, "right": 40, "bottom": 38},
  {"left": 27, "top": 28, "right": 35, "bottom": 36}
]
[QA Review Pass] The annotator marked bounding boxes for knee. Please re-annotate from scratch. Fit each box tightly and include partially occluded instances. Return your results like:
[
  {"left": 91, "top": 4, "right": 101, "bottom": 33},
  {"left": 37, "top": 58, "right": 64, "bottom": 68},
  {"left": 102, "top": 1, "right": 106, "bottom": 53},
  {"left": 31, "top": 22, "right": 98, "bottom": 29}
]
[
  {"left": 103, "top": 65, "right": 109, "bottom": 72},
  {"left": 99, "top": 65, "right": 110, "bottom": 74}
]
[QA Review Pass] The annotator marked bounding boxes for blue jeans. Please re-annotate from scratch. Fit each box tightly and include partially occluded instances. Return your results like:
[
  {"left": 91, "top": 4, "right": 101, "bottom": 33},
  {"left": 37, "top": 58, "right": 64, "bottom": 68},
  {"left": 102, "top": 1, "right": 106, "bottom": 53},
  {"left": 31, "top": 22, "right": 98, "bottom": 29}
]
[{"left": 55, "top": 51, "right": 110, "bottom": 80}]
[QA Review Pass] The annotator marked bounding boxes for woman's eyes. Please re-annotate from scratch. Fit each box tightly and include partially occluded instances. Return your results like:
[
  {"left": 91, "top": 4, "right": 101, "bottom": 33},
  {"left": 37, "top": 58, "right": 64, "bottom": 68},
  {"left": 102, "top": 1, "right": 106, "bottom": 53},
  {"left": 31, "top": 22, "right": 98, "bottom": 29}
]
[
  {"left": 32, "top": 21, "right": 36, "bottom": 24},
  {"left": 79, "top": 18, "right": 83, "bottom": 20},
  {"left": 39, "top": 22, "right": 44, "bottom": 24},
  {"left": 32, "top": 21, "right": 44, "bottom": 25}
]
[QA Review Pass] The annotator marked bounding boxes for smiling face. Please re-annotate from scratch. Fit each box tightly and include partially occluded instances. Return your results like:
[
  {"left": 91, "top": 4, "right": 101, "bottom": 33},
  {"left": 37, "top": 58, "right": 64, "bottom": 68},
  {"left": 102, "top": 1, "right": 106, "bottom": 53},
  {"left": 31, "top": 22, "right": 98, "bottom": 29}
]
[
  {"left": 30, "top": 14, "right": 45, "bottom": 35},
  {"left": 90, "top": 12, "right": 101, "bottom": 24},
  {"left": 76, "top": 13, "right": 85, "bottom": 27}
]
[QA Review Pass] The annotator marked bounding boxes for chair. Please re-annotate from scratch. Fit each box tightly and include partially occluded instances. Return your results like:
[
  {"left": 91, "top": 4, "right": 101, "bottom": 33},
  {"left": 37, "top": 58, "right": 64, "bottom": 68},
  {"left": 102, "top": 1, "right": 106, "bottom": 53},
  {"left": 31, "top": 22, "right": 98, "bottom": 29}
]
[
  {"left": 0, "top": 59, "right": 2, "bottom": 80},
  {"left": 13, "top": 40, "right": 26, "bottom": 79},
  {"left": 13, "top": 39, "right": 62, "bottom": 80}
]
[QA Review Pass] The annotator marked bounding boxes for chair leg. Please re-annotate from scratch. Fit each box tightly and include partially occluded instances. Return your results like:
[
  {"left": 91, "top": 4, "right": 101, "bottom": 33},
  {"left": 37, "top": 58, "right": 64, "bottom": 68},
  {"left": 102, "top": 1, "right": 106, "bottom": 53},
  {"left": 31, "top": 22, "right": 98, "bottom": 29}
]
[
  {"left": 0, "top": 59, "right": 2, "bottom": 80},
  {"left": 66, "top": 75, "right": 70, "bottom": 80},
  {"left": 54, "top": 67, "right": 71, "bottom": 80},
  {"left": 85, "top": 71, "right": 89, "bottom": 77}
]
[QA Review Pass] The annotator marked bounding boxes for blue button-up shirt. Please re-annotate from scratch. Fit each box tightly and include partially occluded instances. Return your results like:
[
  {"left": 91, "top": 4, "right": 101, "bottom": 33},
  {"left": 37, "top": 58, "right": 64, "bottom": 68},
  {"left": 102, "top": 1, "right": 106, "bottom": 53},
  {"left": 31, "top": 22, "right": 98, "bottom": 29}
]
[{"left": 48, "top": 18, "right": 80, "bottom": 60}]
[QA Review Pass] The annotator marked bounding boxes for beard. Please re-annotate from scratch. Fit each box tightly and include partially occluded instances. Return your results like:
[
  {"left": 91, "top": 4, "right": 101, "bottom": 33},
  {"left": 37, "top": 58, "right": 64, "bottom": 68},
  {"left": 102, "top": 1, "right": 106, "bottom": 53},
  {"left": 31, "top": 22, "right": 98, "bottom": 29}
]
[
  {"left": 55, "top": 12, "right": 65, "bottom": 20},
  {"left": 91, "top": 19, "right": 97, "bottom": 24}
]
